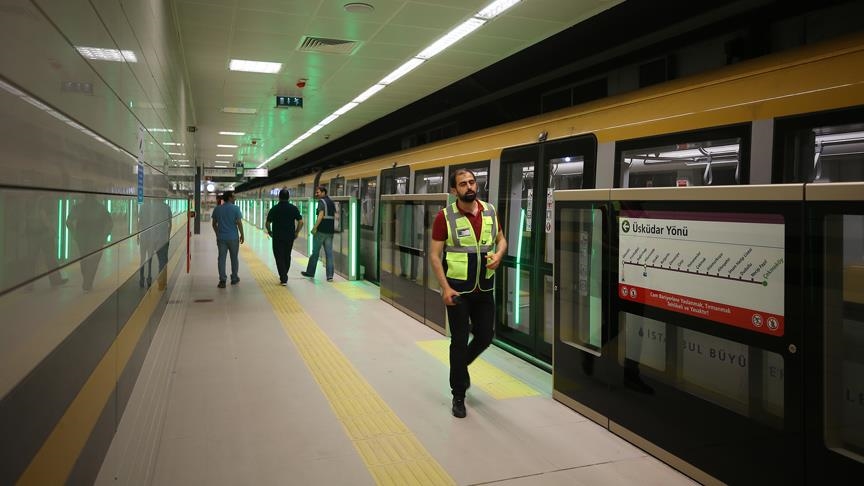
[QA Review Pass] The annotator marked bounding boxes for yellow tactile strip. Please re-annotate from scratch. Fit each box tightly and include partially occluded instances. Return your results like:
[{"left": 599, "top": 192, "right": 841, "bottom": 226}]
[
  {"left": 240, "top": 246, "right": 454, "bottom": 486},
  {"left": 416, "top": 340, "right": 540, "bottom": 400}
]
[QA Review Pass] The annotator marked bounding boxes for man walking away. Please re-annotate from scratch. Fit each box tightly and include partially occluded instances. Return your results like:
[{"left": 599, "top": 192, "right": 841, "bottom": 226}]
[
  {"left": 429, "top": 169, "right": 507, "bottom": 418},
  {"left": 301, "top": 185, "right": 336, "bottom": 281},
  {"left": 211, "top": 191, "right": 244, "bottom": 288},
  {"left": 266, "top": 189, "right": 304, "bottom": 285}
]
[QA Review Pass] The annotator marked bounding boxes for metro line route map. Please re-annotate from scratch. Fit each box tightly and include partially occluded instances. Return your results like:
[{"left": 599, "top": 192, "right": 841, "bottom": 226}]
[{"left": 617, "top": 210, "right": 785, "bottom": 336}]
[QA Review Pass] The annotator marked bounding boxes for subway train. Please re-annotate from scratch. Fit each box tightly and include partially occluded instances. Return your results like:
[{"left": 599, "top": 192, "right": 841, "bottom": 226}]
[{"left": 236, "top": 32, "right": 864, "bottom": 484}]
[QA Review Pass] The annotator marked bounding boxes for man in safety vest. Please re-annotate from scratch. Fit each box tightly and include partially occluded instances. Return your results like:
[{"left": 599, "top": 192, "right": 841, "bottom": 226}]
[{"left": 430, "top": 169, "right": 507, "bottom": 418}]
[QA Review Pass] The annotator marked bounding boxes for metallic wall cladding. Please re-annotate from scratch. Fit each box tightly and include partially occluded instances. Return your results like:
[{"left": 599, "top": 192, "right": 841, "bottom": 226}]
[
  {"left": 0, "top": 224, "right": 185, "bottom": 485},
  {"left": 0, "top": 1, "right": 191, "bottom": 190}
]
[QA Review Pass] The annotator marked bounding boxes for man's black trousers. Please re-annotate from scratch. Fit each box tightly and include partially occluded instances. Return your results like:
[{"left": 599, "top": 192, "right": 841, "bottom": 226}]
[
  {"left": 272, "top": 237, "right": 296, "bottom": 283},
  {"left": 446, "top": 291, "right": 495, "bottom": 399}
]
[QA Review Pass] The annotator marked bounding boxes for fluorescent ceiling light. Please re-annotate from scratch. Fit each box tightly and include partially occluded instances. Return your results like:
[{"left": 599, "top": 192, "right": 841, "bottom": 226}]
[
  {"left": 219, "top": 131, "right": 245, "bottom": 136},
  {"left": 334, "top": 102, "right": 359, "bottom": 116},
  {"left": 379, "top": 58, "right": 425, "bottom": 85},
  {"left": 216, "top": 154, "right": 233, "bottom": 157},
  {"left": 163, "top": 142, "right": 181, "bottom": 146},
  {"left": 352, "top": 84, "right": 386, "bottom": 103},
  {"left": 416, "top": 18, "right": 485, "bottom": 60},
  {"left": 221, "top": 107, "right": 258, "bottom": 114},
  {"left": 228, "top": 59, "right": 282, "bottom": 74},
  {"left": 168, "top": 152, "right": 186, "bottom": 156},
  {"left": 179, "top": 164, "right": 190, "bottom": 167},
  {"left": 476, "top": 0, "right": 521, "bottom": 20},
  {"left": 317, "top": 114, "right": 340, "bottom": 127},
  {"left": 174, "top": 159, "right": 189, "bottom": 162},
  {"left": 149, "top": 128, "right": 173, "bottom": 133},
  {"left": 76, "top": 46, "right": 137, "bottom": 63},
  {"left": 217, "top": 144, "right": 238, "bottom": 148}
]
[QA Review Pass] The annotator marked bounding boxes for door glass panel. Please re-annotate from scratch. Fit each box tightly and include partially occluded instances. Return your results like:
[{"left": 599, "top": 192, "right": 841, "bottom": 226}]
[
  {"left": 502, "top": 267, "right": 531, "bottom": 335},
  {"left": 347, "top": 179, "right": 360, "bottom": 198},
  {"left": 360, "top": 177, "right": 377, "bottom": 227},
  {"left": 502, "top": 161, "right": 534, "bottom": 259},
  {"left": 824, "top": 213, "right": 864, "bottom": 460},
  {"left": 449, "top": 162, "right": 489, "bottom": 202},
  {"left": 543, "top": 274, "right": 554, "bottom": 346},
  {"left": 621, "top": 137, "right": 741, "bottom": 187},
  {"left": 414, "top": 169, "right": 444, "bottom": 194},
  {"left": 545, "top": 155, "right": 585, "bottom": 264},
  {"left": 558, "top": 206, "right": 604, "bottom": 353}
]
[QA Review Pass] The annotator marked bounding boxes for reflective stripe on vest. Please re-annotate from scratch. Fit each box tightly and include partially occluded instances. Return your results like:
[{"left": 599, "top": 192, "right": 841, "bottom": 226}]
[{"left": 443, "top": 201, "right": 497, "bottom": 293}]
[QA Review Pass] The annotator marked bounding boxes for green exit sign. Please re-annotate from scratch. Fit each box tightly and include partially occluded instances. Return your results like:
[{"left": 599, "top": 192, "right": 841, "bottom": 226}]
[{"left": 276, "top": 96, "right": 303, "bottom": 108}]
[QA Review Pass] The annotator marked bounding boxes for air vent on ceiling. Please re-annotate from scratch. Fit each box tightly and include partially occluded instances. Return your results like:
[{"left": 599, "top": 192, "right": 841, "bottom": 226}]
[{"left": 297, "top": 36, "right": 360, "bottom": 55}]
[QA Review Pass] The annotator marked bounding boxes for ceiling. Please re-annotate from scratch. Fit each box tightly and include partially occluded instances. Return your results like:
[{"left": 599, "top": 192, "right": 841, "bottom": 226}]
[{"left": 174, "top": 0, "right": 623, "bottom": 173}]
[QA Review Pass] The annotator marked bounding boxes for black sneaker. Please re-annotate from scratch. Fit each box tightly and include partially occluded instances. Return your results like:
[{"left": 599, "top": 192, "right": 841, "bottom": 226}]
[
  {"left": 451, "top": 398, "right": 466, "bottom": 418},
  {"left": 230, "top": 278, "right": 240, "bottom": 285},
  {"left": 300, "top": 271, "right": 313, "bottom": 278},
  {"left": 279, "top": 281, "right": 287, "bottom": 286},
  {"left": 326, "top": 277, "right": 333, "bottom": 282},
  {"left": 217, "top": 281, "right": 226, "bottom": 288}
]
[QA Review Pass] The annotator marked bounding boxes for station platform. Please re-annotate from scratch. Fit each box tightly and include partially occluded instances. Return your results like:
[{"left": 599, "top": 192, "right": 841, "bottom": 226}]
[{"left": 94, "top": 225, "right": 697, "bottom": 486}]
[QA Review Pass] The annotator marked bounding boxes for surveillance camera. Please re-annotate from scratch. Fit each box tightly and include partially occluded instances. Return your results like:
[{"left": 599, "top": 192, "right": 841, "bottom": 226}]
[
  {"left": 251, "top": 139, "right": 257, "bottom": 145},
  {"left": 296, "top": 78, "right": 307, "bottom": 89}
]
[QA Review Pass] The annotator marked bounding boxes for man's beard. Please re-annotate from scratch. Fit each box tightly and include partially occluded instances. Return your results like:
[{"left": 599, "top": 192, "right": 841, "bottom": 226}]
[{"left": 458, "top": 191, "right": 476, "bottom": 203}]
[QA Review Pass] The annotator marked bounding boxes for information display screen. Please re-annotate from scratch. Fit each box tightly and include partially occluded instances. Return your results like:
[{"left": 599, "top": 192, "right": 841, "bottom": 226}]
[{"left": 617, "top": 210, "right": 785, "bottom": 335}]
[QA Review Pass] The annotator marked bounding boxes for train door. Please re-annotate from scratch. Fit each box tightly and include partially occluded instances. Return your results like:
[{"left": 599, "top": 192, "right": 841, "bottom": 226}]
[
  {"left": 774, "top": 108, "right": 864, "bottom": 480},
  {"left": 359, "top": 177, "right": 378, "bottom": 282},
  {"left": 497, "top": 135, "right": 597, "bottom": 364},
  {"left": 377, "top": 166, "right": 409, "bottom": 284}
]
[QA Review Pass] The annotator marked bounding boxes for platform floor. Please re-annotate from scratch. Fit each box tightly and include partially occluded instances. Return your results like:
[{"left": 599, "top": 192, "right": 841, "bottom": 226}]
[{"left": 96, "top": 225, "right": 697, "bottom": 486}]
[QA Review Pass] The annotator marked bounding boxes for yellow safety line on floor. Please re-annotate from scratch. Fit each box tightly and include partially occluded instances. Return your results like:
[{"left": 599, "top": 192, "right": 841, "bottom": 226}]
[
  {"left": 240, "top": 246, "right": 455, "bottom": 486},
  {"left": 416, "top": 340, "right": 540, "bottom": 400}
]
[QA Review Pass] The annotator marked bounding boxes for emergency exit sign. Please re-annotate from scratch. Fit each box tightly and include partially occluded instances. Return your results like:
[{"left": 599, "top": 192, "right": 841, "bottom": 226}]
[{"left": 276, "top": 96, "right": 303, "bottom": 108}]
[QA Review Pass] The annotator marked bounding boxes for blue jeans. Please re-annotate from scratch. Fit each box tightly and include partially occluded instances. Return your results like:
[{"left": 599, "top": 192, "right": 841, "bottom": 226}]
[
  {"left": 305, "top": 232, "right": 333, "bottom": 278},
  {"left": 217, "top": 239, "right": 240, "bottom": 282}
]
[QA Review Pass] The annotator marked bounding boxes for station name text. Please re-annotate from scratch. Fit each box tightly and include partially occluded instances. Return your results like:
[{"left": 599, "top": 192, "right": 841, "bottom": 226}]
[{"left": 629, "top": 221, "right": 689, "bottom": 237}]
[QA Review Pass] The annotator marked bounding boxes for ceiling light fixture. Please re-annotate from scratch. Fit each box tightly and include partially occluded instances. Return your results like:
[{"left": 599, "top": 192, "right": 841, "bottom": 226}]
[
  {"left": 228, "top": 59, "right": 282, "bottom": 74},
  {"left": 217, "top": 144, "right": 239, "bottom": 148},
  {"left": 215, "top": 154, "right": 233, "bottom": 157},
  {"left": 76, "top": 46, "right": 137, "bottom": 63},
  {"left": 219, "top": 131, "right": 246, "bottom": 136},
  {"left": 221, "top": 107, "right": 258, "bottom": 114}
]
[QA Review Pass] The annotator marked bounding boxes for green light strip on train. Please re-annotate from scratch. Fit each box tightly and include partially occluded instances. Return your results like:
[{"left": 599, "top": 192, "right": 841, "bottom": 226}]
[
  {"left": 514, "top": 208, "right": 525, "bottom": 325},
  {"left": 57, "top": 200, "right": 63, "bottom": 260},
  {"left": 64, "top": 199, "right": 70, "bottom": 259},
  {"left": 351, "top": 199, "right": 358, "bottom": 279},
  {"left": 106, "top": 200, "right": 112, "bottom": 242}
]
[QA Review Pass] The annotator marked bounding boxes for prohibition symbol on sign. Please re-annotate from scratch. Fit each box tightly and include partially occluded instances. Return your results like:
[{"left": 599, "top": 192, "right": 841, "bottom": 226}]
[
  {"left": 767, "top": 317, "right": 779, "bottom": 331},
  {"left": 752, "top": 314, "right": 763, "bottom": 327}
]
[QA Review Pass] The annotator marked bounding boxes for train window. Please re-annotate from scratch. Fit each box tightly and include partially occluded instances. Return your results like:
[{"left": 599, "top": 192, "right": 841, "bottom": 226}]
[
  {"left": 360, "top": 177, "right": 377, "bottom": 228},
  {"left": 775, "top": 107, "right": 864, "bottom": 183},
  {"left": 448, "top": 161, "right": 490, "bottom": 202},
  {"left": 616, "top": 125, "right": 750, "bottom": 188},
  {"left": 414, "top": 168, "right": 444, "bottom": 194}
]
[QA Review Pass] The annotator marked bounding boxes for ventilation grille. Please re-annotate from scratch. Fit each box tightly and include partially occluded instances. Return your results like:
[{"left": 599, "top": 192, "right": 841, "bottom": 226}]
[{"left": 297, "top": 36, "right": 360, "bottom": 55}]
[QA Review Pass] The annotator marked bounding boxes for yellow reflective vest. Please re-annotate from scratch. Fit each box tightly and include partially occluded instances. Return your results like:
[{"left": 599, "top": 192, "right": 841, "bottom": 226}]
[{"left": 443, "top": 200, "right": 498, "bottom": 293}]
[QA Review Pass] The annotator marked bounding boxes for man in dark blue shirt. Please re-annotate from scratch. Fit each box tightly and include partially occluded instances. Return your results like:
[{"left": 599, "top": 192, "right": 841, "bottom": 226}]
[
  {"left": 301, "top": 185, "right": 336, "bottom": 281},
  {"left": 211, "top": 191, "right": 244, "bottom": 288},
  {"left": 266, "top": 189, "right": 304, "bottom": 285}
]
